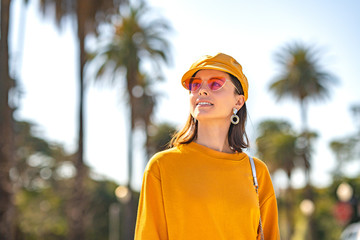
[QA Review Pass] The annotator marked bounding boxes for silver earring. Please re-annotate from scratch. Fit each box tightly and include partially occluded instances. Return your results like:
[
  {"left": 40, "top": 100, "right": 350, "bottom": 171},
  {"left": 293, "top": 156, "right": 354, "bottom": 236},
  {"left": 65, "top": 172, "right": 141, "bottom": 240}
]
[{"left": 231, "top": 108, "right": 240, "bottom": 125}]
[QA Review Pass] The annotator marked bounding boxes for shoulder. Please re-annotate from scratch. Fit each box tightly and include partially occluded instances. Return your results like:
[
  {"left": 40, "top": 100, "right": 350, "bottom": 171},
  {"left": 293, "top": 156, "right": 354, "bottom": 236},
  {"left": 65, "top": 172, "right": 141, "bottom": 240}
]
[
  {"left": 152, "top": 146, "right": 182, "bottom": 161},
  {"left": 251, "top": 156, "right": 276, "bottom": 200},
  {"left": 252, "top": 157, "right": 271, "bottom": 175},
  {"left": 148, "top": 146, "right": 182, "bottom": 167},
  {"left": 144, "top": 147, "right": 182, "bottom": 178}
]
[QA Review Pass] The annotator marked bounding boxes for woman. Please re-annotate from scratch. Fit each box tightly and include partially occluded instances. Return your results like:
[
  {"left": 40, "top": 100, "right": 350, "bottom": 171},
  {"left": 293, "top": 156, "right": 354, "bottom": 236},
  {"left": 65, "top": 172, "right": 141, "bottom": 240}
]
[{"left": 135, "top": 53, "right": 280, "bottom": 240}]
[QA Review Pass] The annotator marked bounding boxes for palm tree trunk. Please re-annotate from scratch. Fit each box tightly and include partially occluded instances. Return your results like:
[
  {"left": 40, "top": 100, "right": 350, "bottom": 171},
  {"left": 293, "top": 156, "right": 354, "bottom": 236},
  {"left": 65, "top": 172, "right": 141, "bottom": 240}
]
[
  {"left": 67, "top": 3, "right": 87, "bottom": 239},
  {"left": 123, "top": 126, "right": 135, "bottom": 240},
  {"left": 300, "top": 100, "right": 308, "bottom": 133},
  {"left": 284, "top": 172, "right": 294, "bottom": 240},
  {"left": 299, "top": 100, "right": 317, "bottom": 239},
  {"left": 0, "top": 0, "right": 15, "bottom": 239},
  {"left": 127, "top": 111, "right": 133, "bottom": 189},
  {"left": 299, "top": 100, "right": 312, "bottom": 190},
  {"left": 122, "top": 100, "right": 136, "bottom": 240},
  {"left": 123, "top": 70, "right": 138, "bottom": 240},
  {"left": 126, "top": 66, "right": 137, "bottom": 189}
]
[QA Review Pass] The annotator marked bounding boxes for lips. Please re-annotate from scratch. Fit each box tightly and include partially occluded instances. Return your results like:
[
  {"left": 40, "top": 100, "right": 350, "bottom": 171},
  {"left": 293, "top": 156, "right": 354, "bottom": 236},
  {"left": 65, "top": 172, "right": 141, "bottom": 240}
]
[{"left": 196, "top": 100, "right": 213, "bottom": 106}]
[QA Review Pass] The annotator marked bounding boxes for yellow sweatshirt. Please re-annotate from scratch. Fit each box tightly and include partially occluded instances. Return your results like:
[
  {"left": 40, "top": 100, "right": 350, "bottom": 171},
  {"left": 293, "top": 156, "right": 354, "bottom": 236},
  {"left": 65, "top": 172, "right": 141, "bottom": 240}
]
[{"left": 135, "top": 142, "right": 280, "bottom": 240}]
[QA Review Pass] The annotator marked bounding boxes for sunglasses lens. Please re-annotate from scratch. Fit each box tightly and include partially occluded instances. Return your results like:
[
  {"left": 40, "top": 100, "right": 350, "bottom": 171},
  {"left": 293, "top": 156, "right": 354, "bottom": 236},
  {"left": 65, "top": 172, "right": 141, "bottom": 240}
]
[
  {"left": 183, "top": 78, "right": 202, "bottom": 91},
  {"left": 207, "top": 78, "right": 226, "bottom": 91},
  {"left": 183, "top": 77, "right": 227, "bottom": 91}
]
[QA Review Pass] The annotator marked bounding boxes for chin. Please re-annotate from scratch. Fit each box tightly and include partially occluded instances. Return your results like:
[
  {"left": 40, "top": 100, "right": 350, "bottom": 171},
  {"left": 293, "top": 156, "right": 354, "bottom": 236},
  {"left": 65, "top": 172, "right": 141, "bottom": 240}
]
[{"left": 194, "top": 115, "right": 216, "bottom": 123}]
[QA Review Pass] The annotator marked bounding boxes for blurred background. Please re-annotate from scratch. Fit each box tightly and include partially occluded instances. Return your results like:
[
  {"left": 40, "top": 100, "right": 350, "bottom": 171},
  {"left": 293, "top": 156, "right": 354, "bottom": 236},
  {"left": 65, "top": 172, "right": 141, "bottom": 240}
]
[{"left": 1, "top": 0, "right": 359, "bottom": 239}]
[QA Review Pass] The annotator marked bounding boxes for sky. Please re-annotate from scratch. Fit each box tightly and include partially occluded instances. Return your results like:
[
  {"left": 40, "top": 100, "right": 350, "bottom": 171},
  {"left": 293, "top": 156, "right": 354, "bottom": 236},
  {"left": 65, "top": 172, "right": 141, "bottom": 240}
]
[{"left": 9, "top": 0, "right": 360, "bottom": 191}]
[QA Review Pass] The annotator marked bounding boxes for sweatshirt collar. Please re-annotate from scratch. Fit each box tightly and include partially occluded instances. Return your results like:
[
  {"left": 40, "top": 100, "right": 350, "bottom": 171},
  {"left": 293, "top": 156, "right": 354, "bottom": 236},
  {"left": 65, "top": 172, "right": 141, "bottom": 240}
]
[{"left": 178, "top": 142, "right": 248, "bottom": 161}]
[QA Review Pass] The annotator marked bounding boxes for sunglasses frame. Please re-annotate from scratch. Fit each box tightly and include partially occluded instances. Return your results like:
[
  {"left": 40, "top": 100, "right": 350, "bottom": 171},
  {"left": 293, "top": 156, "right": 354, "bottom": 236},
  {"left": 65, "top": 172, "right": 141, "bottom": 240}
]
[{"left": 182, "top": 77, "right": 235, "bottom": 92}]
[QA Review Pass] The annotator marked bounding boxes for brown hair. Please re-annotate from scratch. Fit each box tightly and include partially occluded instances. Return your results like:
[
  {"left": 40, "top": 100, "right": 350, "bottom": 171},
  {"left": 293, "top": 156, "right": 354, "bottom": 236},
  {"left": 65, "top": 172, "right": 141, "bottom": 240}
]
[{"left": 169, "top": 74, "right": 249, "bottom": 152}]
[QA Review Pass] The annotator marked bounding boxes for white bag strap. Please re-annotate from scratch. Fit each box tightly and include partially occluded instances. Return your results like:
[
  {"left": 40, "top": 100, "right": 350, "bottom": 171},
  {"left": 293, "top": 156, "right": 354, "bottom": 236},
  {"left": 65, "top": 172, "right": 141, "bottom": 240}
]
[
  {"left": 249, "top": 156, "right": 259, "bottom": 189},
  {"left": 249, "top": 156, "right": 264, "bottom": 240}
]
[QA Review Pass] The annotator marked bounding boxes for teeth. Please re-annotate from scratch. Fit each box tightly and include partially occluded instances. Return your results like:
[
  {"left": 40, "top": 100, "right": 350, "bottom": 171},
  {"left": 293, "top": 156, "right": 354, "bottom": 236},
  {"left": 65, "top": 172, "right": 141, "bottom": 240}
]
[{"left": 197, "top": 102, "right": 212, "bottom": 105}]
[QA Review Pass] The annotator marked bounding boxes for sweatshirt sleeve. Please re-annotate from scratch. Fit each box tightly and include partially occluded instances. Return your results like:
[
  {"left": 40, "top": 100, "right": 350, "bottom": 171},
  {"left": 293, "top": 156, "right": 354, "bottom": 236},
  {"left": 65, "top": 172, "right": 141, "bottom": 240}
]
[
  {"left": 256, "top": 159, "right": 281, "bottom": 240},
  {"left": 134, "top": 161, "right": 168, "bottom": 240}
]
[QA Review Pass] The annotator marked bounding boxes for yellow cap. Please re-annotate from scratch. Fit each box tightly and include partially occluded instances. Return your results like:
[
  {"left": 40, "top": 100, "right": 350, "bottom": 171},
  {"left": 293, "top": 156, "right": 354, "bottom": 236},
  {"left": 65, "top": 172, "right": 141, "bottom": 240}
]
[{"left": 181, "top": 53, "right": 249, "bottom": 101}]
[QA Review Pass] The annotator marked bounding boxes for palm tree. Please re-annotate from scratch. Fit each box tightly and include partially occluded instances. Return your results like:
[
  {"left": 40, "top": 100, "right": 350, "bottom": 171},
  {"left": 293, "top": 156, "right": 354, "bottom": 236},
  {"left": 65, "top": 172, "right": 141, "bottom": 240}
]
[
  {"left": 90, "top": 3, "right": 171, "bottom": 238},
  {"left": 350, "top": 104, "right": 360, "bottom": 158},
  {"left": 269, "top": 42, "right": 336, "bottom": 188},
  {"left": 0, "top": 0, "right": 16, "bottom": 239},
  {"left": 37, "top": 1, "right": 127, "bottom": 239},
  {"left": 256, "top": 120, "right": 297, "bottom": 174},
  {"left": 330, "top": 140, "right": 355, "bottom": 179},
  {"left": 269, "top": 42, "right": 337, "bottom": 131},
  {"left": 269, "top": 41, "right": 335, "bottom": 240},
  {"left": 256, "top": 120, "right": 298, "bottom": 240},
  {"left": 90, "top": 0, "right": 171, "bottom": 188},
  {"left": 132, "top": 74, "right": 160, "bottom": 160},
  {"left": 330, "top": 104, "right": 360, "bottom": 178}
]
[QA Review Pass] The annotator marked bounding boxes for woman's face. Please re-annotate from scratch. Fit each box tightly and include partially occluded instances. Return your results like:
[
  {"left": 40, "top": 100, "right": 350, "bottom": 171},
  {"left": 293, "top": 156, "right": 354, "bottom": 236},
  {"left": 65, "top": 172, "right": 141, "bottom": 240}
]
[{"left": 189, "top": 69, "right": 244, "bottom": 124}]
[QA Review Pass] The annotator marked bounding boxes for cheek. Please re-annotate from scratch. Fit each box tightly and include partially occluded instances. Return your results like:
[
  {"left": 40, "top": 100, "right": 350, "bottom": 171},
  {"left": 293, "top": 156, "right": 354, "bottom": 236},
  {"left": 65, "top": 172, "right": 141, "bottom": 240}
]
[
  {"left": 219, "top": 95, "right": 238, "bottom": 113},
  {"left": 189, "top": 94, "right": 196, "bottom": 112}
]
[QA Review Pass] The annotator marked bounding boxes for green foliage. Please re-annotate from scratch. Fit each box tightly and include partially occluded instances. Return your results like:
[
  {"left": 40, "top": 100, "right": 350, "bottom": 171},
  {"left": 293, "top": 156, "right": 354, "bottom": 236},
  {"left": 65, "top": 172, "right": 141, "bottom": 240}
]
[
  {"left": 89, "top": 0, "right": 173, "bottom": 208},
  {"left": 12, "top": 120, "right": 139, "bottom": 239},
  {"left": 15, "top": 188, "right": 68, "bottom": 239},
  {"left": 38, "top": 0, "right": 127, "bottom": 34},
  {"left": 278, "top": 185, "right": 348, "bottom": 240},
  {"left": 85, "top": 180, "right": 118, "bottom": 240},
  {"left": 312, "top": 188, "right": 343, "bottom": 240},
  {"left": 89, "top": 0, "right": 172, "bottom": 127},
  {"left": 330, "top": 138, "right": 358, "bottom": 178},
  {"left": 330, "top": 103, "right": 360, "bottom": 179},
  {"left": 89, "top": 0, "right": 171, "bottom": 91},
  {"left": 256, "top": 119, "right": 298, "bottom": 175},
  {"left": 146, "top": 122, "right": 177, "bottom": 157},
  {"left": 257, "top": 119, "right": 300, "bottom": 239},
  {"left": 270, "top": 42, "right": 337, "bottom": 103}
]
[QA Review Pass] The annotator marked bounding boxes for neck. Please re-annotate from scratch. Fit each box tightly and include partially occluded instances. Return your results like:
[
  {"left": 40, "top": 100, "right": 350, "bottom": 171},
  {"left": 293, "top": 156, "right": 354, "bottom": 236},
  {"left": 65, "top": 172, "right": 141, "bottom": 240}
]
[{"left": 195, "top": 120, "right": 233, "bottom": 153}]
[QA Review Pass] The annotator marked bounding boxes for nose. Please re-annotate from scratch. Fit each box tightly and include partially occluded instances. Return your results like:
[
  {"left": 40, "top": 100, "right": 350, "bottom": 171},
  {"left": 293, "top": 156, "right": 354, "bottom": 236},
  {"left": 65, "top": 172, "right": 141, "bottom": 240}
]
[
  {"left": 197, "top": 80, "right": 209, "bottom": 95},
  {"left": 198, "top": 84, "right": 209, "bottom": 95}
]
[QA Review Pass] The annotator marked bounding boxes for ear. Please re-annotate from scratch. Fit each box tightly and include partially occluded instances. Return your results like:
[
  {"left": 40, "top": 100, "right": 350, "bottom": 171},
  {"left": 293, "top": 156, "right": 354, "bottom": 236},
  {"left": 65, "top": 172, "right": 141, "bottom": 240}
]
[{"left": 234, "top": 95, "right": 245, "bottom": 111}]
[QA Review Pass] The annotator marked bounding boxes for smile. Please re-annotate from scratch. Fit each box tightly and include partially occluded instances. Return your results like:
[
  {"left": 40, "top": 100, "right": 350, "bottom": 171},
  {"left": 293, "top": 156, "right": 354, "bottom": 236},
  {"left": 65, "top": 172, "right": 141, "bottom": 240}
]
[{"left": 197, "top": 102, "right": 213, "bottom": 106}]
